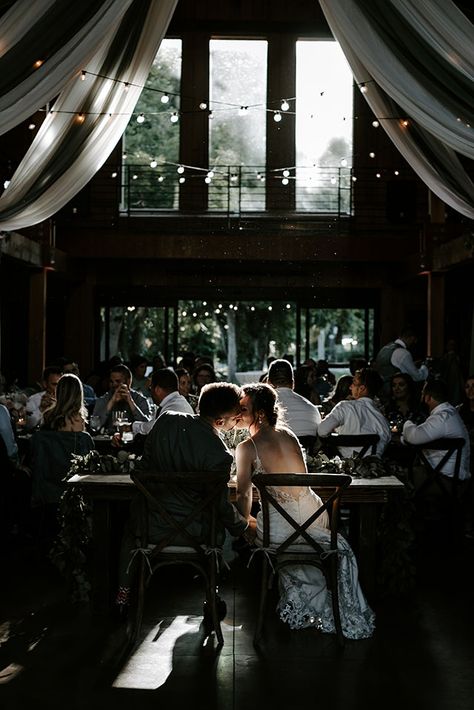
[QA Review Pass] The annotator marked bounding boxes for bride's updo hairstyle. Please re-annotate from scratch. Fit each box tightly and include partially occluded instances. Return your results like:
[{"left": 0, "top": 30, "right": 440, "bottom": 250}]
[{"left": 242, "top": 382, "right": 283, "bottom": 427}]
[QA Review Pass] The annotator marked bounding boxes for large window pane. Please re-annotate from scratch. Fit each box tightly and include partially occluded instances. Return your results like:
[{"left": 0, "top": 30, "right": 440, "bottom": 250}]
[
  {"left": 209, "top": 40, "right": 267, "bottom": 211},
  {"left": 300, "top": 308, "right": 373, "bottom": 366},
  {"left": 123, "top": 39, "right": 182, "bottom": 210},
  {"left": 296, "top": 41, "right": 353, "bottom": 212}
]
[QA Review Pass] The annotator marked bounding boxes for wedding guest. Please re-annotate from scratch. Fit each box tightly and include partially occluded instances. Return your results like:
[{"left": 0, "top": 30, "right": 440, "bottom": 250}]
[
  {"left": 458, "top": 375, "right": 474, "bottom": 435},
  {"left": 384, "top": 372, "right": 425, "bottom": 433},
  {"left": 320, "top": 374, "right": 353, "bottom": 417},
  {"left": 25, "top": 366, "right": 63, "bottom": 430},
  {"left": 129, "top": 354, "right": 150, "bottom": 398},
  {"left": 193, "top": 363, "right": 216, "bottom": 395},
  {"left": 93, "top": 364, "right": 152, "bottom": 433},
  {"left": 373, "top": 326, "right": 429, "bottom": 398},
  {"left": 31, "top": 374, "right": 95, "bottom": 542},
  {"left": 318, "top": 368, "right": 391, "bottom": 458},
  {"left": 175, "top": 367, "right": 199, "bottom": 411}
]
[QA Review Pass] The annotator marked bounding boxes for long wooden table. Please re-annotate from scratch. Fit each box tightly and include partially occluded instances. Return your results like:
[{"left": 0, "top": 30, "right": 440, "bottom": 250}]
[{"left": 68, "top": 472, "right": 404, "bottom": 612}]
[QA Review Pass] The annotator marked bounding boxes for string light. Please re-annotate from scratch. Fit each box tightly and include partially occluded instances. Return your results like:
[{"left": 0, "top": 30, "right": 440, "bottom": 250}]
[
  {"left": 401, "top": 119, "right": 409, "bottom": 127},
  {"left": 372, "top": 120, "right": 379, "bottom": 128},
  {"left": 33, "top": 60, "right": 44, "bottom": 69},
  {"left": 369, "top": 152, "right": 375, "bottom": 158},
  {"left": 170, "top": 112, "right": 179, "bottom": 123},
  {"left": 81, "top": 71, "right": 86, "bottom": 81},
  {"left": 158, "top": 175, "right": 165, "bottom": 182},
  {"left": 177, "top": 165, "right": 185, "bottom": 174},
  {"left": 238, "top": 106, "right": 248, "bottom": 116},
  {"left": 77, "top": 113, "right": 85, "bottom": 123},
  {"left": 160, "top": 93, "right": 170, "bottom": 104},
  {"left": 179, "top": 176, "right": 185, "bottom": 184},
  {"left": 111, "top": 171, "right": 118, "bottom": 178},
  {"left": 136, "top": 113, "right": 145, "bottom": 123},
  {"left": 282, "top": 169, "right": 290, "bottom": 178},
  {"left": 280, "top": 99, "right": 290, "bottom": 111},
  {"left": 199, "top": 102, "right": 208, "bottom": 110},
  {"left": 28, "top": 123, "right": 36, "bottom": 130},
  {"left": 150, "top": 159, "right": 158, "bottom": 168},
  {"left": 273, "top": 111, "right": 282, "bottom": 123},
  {"left": 281, "top": 177, "right": 289, "bottom": 185}
]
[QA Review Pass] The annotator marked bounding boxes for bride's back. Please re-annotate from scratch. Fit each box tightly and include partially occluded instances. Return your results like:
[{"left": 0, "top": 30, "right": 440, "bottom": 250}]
[{"left": 254, "top": 425, "right": 306, "bottom": 474}]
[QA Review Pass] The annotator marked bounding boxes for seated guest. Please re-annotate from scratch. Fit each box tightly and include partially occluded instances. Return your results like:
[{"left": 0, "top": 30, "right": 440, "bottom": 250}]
[
  {"left": 320, "top": 374, "right": 353, "bottom": 417},
  {"left": 402, "top": 378, "right": 470, "bottom": 482},
  {"left": 267, "top": 359, "right": 321, "bottom": 451},
  {"left": 175, "top": 366, "right": 199, "bottom": 411},
  {"left": 116, "top": 382, "right": 249, "bottom": 610},
  {"left": 129, "top": 354, "right": 150, "bottom": 398},
  {"left": 25, "top": 365, "right": 63, "bottom": 430},
  {"left": 384, "top": 372, "right": 425, "bottom": 433},
  {"left": 294, "top": 363, "right": 320, "bottom": 405},
  {"left": 31, "top": 374, "right": 95, "bottom": 540},
  {"left": 57, "top": 358, "right": 97, "bottom": 410},
  {"left": 318, "top": 368, "right": 391, "bottom": 458},
  {"left": 0, "top": 402, "right": 18, "bottom": 463},
  {"left": 92, "top": 364, "right": 152, "bottom": 433},
  {"left": 130, "top": 368, "right": 194, "bottom": 438},
  {"left": 193, "top": 363, "right": 216, "bottom": 395},
  {"left": 458, "top": 375, "right": 474, "bottom": 436}
]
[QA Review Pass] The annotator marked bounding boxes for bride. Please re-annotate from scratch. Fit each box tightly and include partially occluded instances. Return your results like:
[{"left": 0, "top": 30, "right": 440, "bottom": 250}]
[{"left": 235, "top": 382, "right": 375, "bottom": 640}]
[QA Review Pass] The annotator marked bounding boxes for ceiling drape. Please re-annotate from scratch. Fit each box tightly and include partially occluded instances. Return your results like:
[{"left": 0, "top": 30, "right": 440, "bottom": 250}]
[
  {"left": 0, "top": 0, "right": 177, "bottom": 230},
  {"left": 319, "top": 0, "right": 474, "bottom": 219}
]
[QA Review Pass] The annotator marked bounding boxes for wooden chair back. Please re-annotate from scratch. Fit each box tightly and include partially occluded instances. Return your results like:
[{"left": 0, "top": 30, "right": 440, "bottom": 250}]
[
  {"left": 251, "top": 472, "right": 352, "bottom": 646},
  {"left": 321, "top": 433, "right": 380, "bottom": 459}
]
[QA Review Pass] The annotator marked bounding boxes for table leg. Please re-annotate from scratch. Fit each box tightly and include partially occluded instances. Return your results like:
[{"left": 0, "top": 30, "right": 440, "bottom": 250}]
[
  {"left": 90, "top": 499, "right": 112, "bottom": 614},
  {"left": 349, "top": 502, "right": 378, "bottom": 600}
]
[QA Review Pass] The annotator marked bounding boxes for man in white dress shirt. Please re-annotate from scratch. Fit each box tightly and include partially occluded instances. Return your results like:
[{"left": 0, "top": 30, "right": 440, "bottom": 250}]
[
  {"left": 402, "top": 378, "right": 470, "bottom": 481},
  {"left": 267, "top": 358, "right": 321, "bottom": 447},
  {"left": 131, "top": 368, "right": 194, "bottom": 437},
  {"left": 318, "top": 368, "right": 391, "bottom": 458},
  {"left": 25, "top": 366, "right": 63, "bottom": 430}
]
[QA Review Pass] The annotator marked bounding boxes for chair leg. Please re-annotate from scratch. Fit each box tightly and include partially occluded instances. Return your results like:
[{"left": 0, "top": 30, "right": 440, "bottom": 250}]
[
  {"left": 254, "top": 558, "right": 270, "bottom": 646},
  {"left": 205, "top": 563, "right": 224, "bottom": 647},
  {"left": 128, "top": 558, "right": 146, "bottom": 650}
]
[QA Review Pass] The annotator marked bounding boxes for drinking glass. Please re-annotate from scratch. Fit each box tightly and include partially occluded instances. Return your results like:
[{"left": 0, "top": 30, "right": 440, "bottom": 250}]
[{"left": 90, "top": 415, "right": 101, "bottom": 434}]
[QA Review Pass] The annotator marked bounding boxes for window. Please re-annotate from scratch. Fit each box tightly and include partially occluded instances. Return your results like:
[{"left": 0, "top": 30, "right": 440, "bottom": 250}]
[
  {"left": 122, "top": 39, "right": 182, "bottom": 210},
  {"left": 209, "top": 39, "right": 268, "bottom": 211},
  {"left": 295, "top": 41, "right": 353, "bottom": 212}
]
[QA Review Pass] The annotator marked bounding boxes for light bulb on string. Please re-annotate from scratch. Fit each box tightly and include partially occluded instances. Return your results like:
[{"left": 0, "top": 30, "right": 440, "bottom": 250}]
[
  {"left": 158, "top": 175, "right": 164, "bottom": 182},
  {"left": 77, "top": 113, "right": 85, "bottom": 123},
  {"left": 199, "top": 101, "right": 208, "bottom": 110},
  {"left": 150, "top": 159, "right": 158, "bottom": 168},
  {"left": 376, "top": 172, "right": 381, "bottom": 178},
  {"left": 205, "top": 176, "right": 211, "bottom": 184},
  {"left": 136, "top": 113, "right": 145, "bottom": 124},
  {"left": 111, "top": 172, "right": 118, "bottom": 178},
  {"left": 394, "top": 170, "right": 399, "bottom": 176},
  {"left": 238, "top": 106, "right": 248, "bottom": 116},
  {"left": 280, "top": 99, "right": 290, "bottom": 111},
  {"left": 281, "top": 178, "right": 289, "bottom": 186},
  {"left": 81, "top": 71, "right": 86, "bottom": 81},
  {"left": 330, "top": 177, "right": 337, "bottom": 185},
  {"left": 28, "top": 123, "right": 36, "bottom": 130},
  {"left": 372, "top": 120, "right": 379, "bottom": 128},
  {"left": 132, "top": 174, "right": 138, "bottom": 180},
  {"left": 179, "top": 176, "right": 185, "bottom": 184},
  {"left": 230, "top": 174, "right": 238, "bottom": 182},
  {"left": 170, "top": 112, "right": 179, "bottom": 123},
  {"left": 207, "top": 170, "right": 214, "bottom": 178},
  {"left": 340, "top": 158, "right": 347, "bottom": 167},
  {"left": 273, "top": 111, "right": 282, "bottom": 123},
  {"left": 369, "top": 152, "right": 375, "bottom": 159},
  {"left": 208, "top": 110, "right": 214, "bottom": 120},
  {"left": 160, "top": 93, "right": 170, "bottom": 104},
  {"left": 282, "top": 169, "right": 290, "bottom": 178},
  {"left": 177, "top": 165, "right": 185, "bottom": 174},
  {"left": 122, "top": 152, "right": 127, "bottom": 160},
  {"left": 360, "top": 83, "right": 368, "bottom": 93}
]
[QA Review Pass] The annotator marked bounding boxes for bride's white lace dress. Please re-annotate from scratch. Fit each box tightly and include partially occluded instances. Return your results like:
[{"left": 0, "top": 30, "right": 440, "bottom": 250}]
[{"left": 251, "top": 444, "right": 375, "bottom": 640}]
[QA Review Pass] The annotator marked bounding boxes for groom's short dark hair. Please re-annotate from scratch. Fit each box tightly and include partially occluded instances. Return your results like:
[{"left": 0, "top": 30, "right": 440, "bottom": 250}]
[{"left": 198, "top": 382, "right": 242, "bottom": 419}]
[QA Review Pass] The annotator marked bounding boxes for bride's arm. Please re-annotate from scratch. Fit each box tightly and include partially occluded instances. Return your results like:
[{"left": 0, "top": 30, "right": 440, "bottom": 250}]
[{"left": 235, "top": 441, "right": 254, "bottom": 519}]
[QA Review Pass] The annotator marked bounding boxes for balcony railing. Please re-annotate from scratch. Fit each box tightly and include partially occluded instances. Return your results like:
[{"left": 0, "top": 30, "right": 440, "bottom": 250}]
[{"left": 121, "top": 164, "right": 354, "bottom": 217}]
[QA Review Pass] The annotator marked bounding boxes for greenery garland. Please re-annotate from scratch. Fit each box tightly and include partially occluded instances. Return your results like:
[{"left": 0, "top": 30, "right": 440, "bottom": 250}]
[{"left": 49, "top": 450, "right": 139, "bottom": 603}]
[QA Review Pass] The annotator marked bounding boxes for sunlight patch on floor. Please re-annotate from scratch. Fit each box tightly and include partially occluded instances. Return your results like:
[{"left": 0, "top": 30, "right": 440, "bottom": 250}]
[{"left": 112, "top": 615, "right": 201, "bottom": 690}]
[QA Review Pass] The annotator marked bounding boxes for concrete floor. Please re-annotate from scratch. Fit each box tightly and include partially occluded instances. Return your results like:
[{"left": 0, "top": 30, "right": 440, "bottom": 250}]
[{"left": 1, "top": 530, "right": 473, "bottom": 710}]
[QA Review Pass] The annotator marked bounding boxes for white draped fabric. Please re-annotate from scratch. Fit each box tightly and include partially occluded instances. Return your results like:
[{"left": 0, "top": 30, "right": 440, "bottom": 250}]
[
  {"left": 0, "top": 0, "right": 134, "bottom": 135},
  {"left": 319, "top": 0, "right": 474, "bottom": 218},
  {"left": 0, "top": 0, "right": 177, "bottom": 230}
]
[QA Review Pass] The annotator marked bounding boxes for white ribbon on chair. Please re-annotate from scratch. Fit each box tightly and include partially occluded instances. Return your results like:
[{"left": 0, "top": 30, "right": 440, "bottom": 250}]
[
  {"left": 127, "top": 546, "right": 154, "bottom": 576},
  {"left": 204, "top": 546, "right": 230, "bottom": 574},
  {"left": 247, "top": 546, "right": 276, "bottom": 574}
]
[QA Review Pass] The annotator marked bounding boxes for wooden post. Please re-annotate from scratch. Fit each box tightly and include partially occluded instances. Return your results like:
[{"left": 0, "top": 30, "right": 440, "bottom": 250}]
[
  {"left": 28, "top": 269, "right": 47, "bottom": 385},
  {"left": 426, "top": 271, "right": 445, "bottom": 358}
]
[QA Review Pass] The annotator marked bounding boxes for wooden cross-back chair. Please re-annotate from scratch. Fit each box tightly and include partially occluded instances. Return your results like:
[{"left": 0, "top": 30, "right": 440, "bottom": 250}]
[
  {"left": 129, "top": 469, "right": 231, "bottom": 648},
  {"left": 409, "top": 437, "right": 465, "bottom": 497},
  {"left": 251, "top": 472, "right": 352, "bottom": 647},
  {"left": 321, "top": 433, "right": 380, "bottom": 459}
]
